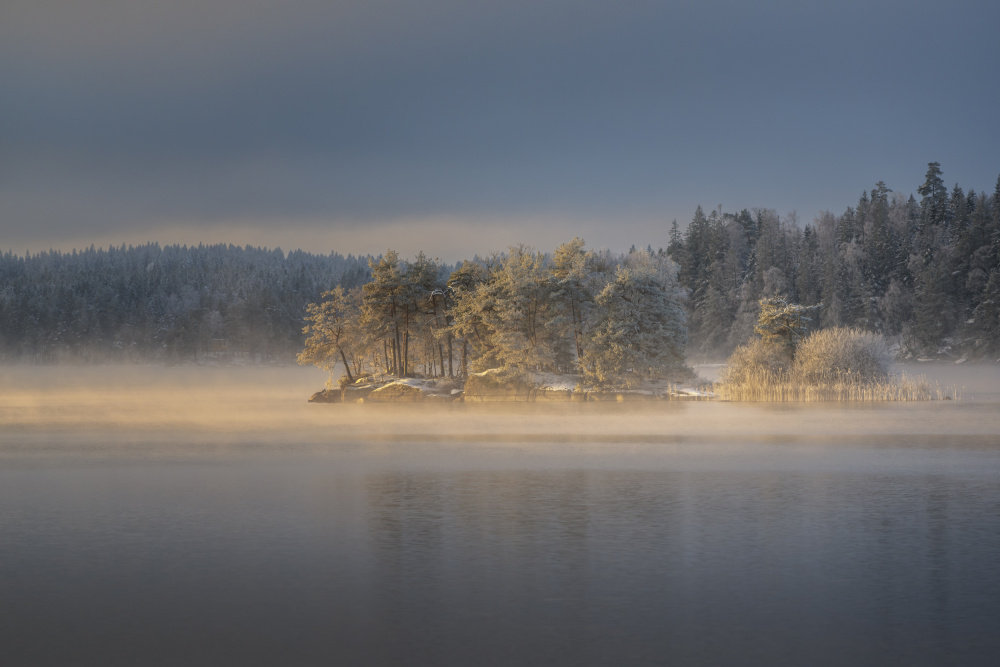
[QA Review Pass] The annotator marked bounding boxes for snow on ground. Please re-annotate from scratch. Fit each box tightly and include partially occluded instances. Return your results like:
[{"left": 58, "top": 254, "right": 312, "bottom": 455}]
[
  {"left": 385, "top": 378, "right": 440, "bottom": 391},
  {"left": 368, "top": 369, "right": 716, "bottom": 400},
  {"left": 527, "top": 372, "right": 580, "bottom": 392},
  {"left": 672, "top": 386, "right": 715, "bottom": 398}
]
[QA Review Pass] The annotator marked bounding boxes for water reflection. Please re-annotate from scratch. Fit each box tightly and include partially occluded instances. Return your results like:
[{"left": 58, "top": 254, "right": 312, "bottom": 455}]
[{"left": 1, "top": 366, "right": 999, "bottom": 665}]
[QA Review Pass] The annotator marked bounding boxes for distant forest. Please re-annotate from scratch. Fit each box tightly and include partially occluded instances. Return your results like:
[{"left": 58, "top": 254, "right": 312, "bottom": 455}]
[
  {"left": 668, "top": 163, "right": 1000, "bottom": 360},
  {"left": 2, "top": 162, "right": 998, "bottom": 364},
  {"left": 0, "top": 244, "right": 373, "bottom": 363}
]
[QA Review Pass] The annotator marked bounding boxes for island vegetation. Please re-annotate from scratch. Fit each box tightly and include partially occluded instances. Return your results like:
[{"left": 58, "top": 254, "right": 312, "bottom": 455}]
[
  {"left": 298, "top": 241, "right": 695, "bottom": 401},
  {"left": 716, "top": 298, "right": 940, "bottom": 401}
]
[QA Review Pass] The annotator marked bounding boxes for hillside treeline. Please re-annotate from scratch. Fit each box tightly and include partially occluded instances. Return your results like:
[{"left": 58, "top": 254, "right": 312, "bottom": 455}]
[
  {"left": 298, "top": 243, "right": 690, "bottom": 389},
  {"left": 0, "top": 243, "right": 372, "bottom": 363},
  {"left": 669, "top": 163, "right": 1000, "bottom": 360},
  {"left": 5, "top": 163, "right": 998, "bottom": 367}
]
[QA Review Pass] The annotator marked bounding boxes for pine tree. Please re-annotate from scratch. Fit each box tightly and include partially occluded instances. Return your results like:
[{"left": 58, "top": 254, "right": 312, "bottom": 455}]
[
  {"left": 581, "top": 255, "right": 687, "bottom": 389},
  {"left": 447, "top": 260, "right": 491, "bottom": 376},
  {"left": 796, "top": 225, "right": 821, "bottom": 306},
  {"left": 754, "top": 297, "right": 820, "bottom": 354},
  {"left": 667, "top": 219, "right": 684, "bottom": 264},
  {"left": 298, "top": 286, "right": 360, "bottom": 383},
  {"left": 361, "top": 251, "right": 406, "bottom": 375},
  {"left": 916, "top": 162, "right": 949, "bottom": 257},
  {"left": 551, "top": 238, "right": 598, "bottom": 368},
  {"left": 679, "top": 205, "right": 710, "bottom": 289},
  {"left": 864, "top": 182, "right": 892, "bottom": 294},
  {"left": 970, "top": 269, "right": 1000, "bottom": 359}
]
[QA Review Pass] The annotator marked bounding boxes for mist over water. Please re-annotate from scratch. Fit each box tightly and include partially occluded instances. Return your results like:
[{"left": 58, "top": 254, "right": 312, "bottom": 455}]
[{"left": 2, "top": 364, "right": 999, "bottom": 665}]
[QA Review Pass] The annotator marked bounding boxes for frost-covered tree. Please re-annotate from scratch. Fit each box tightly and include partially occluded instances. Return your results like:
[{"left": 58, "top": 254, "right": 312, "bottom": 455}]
[
  {"left": 551, "top": 238, "right": 604, "bottom": 368},
  {"left": 298, "top": 286, "right": 361, "bottom": 383},
  {"left": 474, "top": 245, "right": 559, "bottom": 372},
  {"left": 359, "top": 250, "right": 446, "bottom": 377},
  {"left": 361, "top": 251, "right": 406, "bottom": 375},
  {"left": 581, "top": 253, "right": 687, "bottom": 389},
  {"left": 754, "top": 297, "right": 821, "bottom": 354},
  {"left": 447, "top": 259, "right": 492, "bottom": 376}
]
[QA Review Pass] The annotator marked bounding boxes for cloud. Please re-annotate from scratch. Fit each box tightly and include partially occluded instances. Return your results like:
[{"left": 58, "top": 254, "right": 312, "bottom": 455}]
[{"left": 2, "top": 0, "right": 999, "bottom": 255}]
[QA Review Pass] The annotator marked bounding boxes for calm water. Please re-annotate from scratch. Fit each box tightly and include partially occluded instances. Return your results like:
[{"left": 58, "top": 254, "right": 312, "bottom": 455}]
[{"left": 1, "top": 365, "right": 999, "bottom": 666}]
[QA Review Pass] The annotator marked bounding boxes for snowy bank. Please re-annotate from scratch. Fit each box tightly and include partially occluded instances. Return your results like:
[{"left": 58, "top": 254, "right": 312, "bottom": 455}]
[{"left": 315, "top": 369, "right": 712, "bottom": 403}]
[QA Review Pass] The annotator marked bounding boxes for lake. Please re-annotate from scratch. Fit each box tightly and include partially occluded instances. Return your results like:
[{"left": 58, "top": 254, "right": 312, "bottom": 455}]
[{"left": 2, "top": 364, "right": 999, "bottom": 665}]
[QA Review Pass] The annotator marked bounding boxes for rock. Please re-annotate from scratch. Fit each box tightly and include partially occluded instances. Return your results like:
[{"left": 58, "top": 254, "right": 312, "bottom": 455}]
[
  {"left": 343, "top": 378, "right": 463, "bottom": 403},
  {"left": 366, "top": 382, "right": 427, "bottom": 402},
  {"left": 312, "top": 370, "right": 709, "bottom": 403},
  {"left": 342, "top": 384, "right": 378, "bottom": 402},
  {"left": 308, "top": 389, "right": 341, "bottom": 403},
  {"left": 462, "top": 370, "right": 534, "bottom": 402}
]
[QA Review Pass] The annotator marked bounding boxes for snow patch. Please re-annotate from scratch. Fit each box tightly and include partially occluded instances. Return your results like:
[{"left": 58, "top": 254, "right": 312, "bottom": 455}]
[{"left": 526, "top": 371, "right": 580, "bottom": 392}]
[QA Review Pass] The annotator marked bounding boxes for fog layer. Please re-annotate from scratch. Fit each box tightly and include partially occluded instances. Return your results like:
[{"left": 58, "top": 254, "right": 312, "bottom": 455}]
[{"left": 1, "top": 365, "right": 997, "bottom": 457}]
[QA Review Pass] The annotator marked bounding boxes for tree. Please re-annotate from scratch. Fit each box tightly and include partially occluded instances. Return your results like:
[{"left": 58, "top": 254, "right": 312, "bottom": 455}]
[
  {"left": 916, "top": 162, "right": 948, "bottom": 257},
  {"left": 361, "top": 251, "right": 405, "bottom": 375},
  {"left": 796, "top": 225, "right": 821, "bottom": 306},
  {"left": 581, "top": 254, "right": 687, "bottom": 389},
  {"left": 478, "top": 244, "right": 558, "bottom": 372},
  {"left": 400, "top": 251, "right": 445, "bottom": 376},
  {"left": 754, "top": 297, "right": 821, "bottom": 354},
  {"left": 970, "top": 269, "right": 1000, "bottom": 358},
  {"left": 298, "top": 286, "right": 359, "bottom": 383},
  {"left": 551, "top": 237, "right": 598, "bottom": 367},
  {"left": 863, "top": 182, "right": 893, "bottom": 294},
  {"left": 666, "top": 219, "right": 684, "bottom": 264},
  {"left": 447, "top": 259, "right": 491, "bottom": 377}
]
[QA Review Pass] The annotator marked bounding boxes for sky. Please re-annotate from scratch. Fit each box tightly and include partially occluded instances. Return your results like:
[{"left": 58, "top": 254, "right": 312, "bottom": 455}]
[{"left": 2, "top": 0, "right": 999, "bottom": 260}]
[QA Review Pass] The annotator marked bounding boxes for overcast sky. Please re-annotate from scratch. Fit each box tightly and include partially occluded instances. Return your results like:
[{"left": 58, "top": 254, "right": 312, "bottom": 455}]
[{"left": 3, "top": 0, "right": 999, "bottom": 259}]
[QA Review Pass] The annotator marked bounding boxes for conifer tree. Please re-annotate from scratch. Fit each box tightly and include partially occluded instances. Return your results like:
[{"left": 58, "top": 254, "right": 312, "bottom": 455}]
[
  {"left": 361, "top": 251, "right": 406, "bottom": 375},
  {"left": 551, "top": 237, "right": 597, "bottom": 367},
  {"left": 581, "top": 254, "right": 687, "bottom": 389},
  {"left": 916, "top": 162, "right": 949, "bottom": 257},
  {"left": 298, "top": 286, "right": 360, "bottom": 383},
  {"left": 754, "top": 297, "right": 821, "bottom": 354}
]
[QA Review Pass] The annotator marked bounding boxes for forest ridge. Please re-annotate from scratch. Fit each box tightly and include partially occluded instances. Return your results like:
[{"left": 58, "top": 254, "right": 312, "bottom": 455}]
[
  {"left": 670, "top": 163, "right": 1000, "bottom": 360},
  {"left": 1, "top": 163, "right": 998, "bottom": 364}
]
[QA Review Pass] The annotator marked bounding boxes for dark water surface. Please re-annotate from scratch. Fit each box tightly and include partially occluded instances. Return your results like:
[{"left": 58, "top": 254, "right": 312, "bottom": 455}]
[{"left": 2, "top": 366, "right": 999, "bottom": 666}]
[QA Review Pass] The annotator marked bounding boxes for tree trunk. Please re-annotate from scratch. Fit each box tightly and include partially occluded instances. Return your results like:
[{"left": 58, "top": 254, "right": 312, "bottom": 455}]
[
  {"left": 400, "top": 308, "right": 409, "bottom": 377},
  {"left": 338, "top": 345, "right": 354, "bottom": 383},
  {"left": 393, "top": 322, "right": 402, "bottom": 377},
  {"left": 447, "top": 333, "right": 453, "bottom": 377},
  {"left": 572, "top": 300, "right": 584, "bottom": 361}
]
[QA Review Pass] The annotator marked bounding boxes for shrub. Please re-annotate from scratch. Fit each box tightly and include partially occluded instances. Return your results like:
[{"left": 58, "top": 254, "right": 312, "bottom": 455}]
[
  {"left": 719, "top": 338, "right": 793, "bottom": 387},
  {"left": 792, "top": 327, "right": 891, "bottom": 384},
  {"left": 716, "top": 327, "right": 939, "bottom": 401}
]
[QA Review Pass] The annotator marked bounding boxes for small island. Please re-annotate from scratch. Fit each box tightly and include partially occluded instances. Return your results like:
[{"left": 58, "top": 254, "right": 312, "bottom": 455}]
[
  {"left": 299, "top": 242, "right": 952, "bottom": 403},
  {"left": 300, "top": 240, "right": 701, "bottom": 403}
]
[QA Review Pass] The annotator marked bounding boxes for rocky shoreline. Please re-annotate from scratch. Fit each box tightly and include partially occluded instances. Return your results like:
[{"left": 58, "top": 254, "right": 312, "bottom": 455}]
[{"left": 309, "top": 369, "right": 711, "bottom": 404}]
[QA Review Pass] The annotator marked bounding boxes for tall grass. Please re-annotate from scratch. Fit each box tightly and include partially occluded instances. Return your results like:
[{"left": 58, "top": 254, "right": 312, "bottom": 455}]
[
  {"left": 714, "top": 369, "right": 942, "bottom": 401},
  {"left": 716, "top": 328, "right": 958, "bottom": 401}
]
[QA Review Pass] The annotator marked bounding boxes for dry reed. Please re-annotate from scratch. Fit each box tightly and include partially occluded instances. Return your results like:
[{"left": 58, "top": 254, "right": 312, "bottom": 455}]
[
  {"left": 715, "top": 327, "right": 961, "bottom": 402},
  {"left": 713, "top": 370, "right": 959, "bottom": 402}
]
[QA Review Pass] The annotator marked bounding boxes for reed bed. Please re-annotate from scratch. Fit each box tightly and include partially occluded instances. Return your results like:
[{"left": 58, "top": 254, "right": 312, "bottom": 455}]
[
  {"left": 715, "top": 327, "right": 963, "bottom": 402},
  {"left": 713, "top": 370, "right": 958, "bottom": 402}
]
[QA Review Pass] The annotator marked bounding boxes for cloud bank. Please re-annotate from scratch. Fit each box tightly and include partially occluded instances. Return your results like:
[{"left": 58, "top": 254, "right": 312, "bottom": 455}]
[{"left": 3, "top": 0, "right": 999, "bottom": 258}]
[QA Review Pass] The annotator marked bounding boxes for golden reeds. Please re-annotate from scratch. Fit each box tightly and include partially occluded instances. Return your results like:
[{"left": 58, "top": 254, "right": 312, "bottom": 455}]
[
  {"left": 713, "top": 370, "right": 959, "bottom": 402},
  {"left": 716, "top": 328, "right": 963, "bottom": 402}
]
